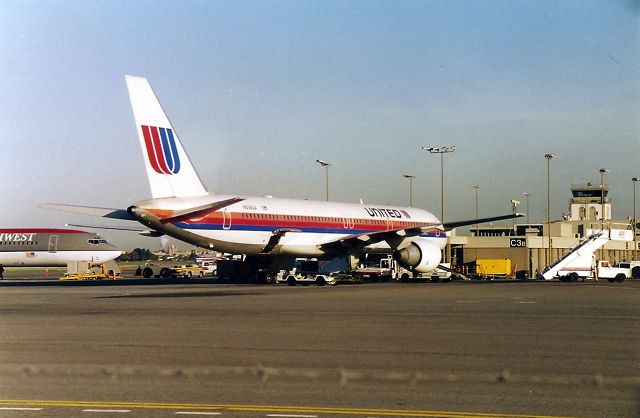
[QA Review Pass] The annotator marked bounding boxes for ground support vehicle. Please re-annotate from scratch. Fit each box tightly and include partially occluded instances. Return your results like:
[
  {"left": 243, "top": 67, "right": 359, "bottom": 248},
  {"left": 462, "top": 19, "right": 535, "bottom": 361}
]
[
  {"left": 61, "top": 261, "right": 121, "bottom": 281},
  {"left": 470, "top": 259, "right": 513, "bottom": 279},
  {"left": 199, "top": 260, "right": 217, "bottom": 276},
  {"left": 595, "top": 260, "right": 630, "bottom": 283},
  {"left": 541, "top": 232, "right": 608, "bottom": 281},
  {"left": 135, "top": 263, "right": 205, "bottom": 278},
  {"left": 276, "top": 270, "right": 330, "bottom": 286},
  {"left": 216, "top": 259, "right": 256, "bottom": 281},
  {"left": 395, "top": 262, "right": 455, "bottom": 282},
  {"left": 135, "top": 263, "right": 163, "bottom": 278},
  {"left": 618, "top": 261, "right": 640, "bottom": 279},
  {"left": 556, "top": 259, "right": 630, "bottom": 283},
  {"left": 426, "top": 263, "right": 454, "bottom": 282},
  {"left": 276, "top": 259, "right": 327, "bottom": 286},
  {"left": 214, "top": 256, "right": 297, "bottom": 283},
  {"left": 541, "top": 228, "right": 633, "bottom": 282},
  {"left": 355, "top": 256, "right": 395, "bottom": 281},
  {"left": 276, "top": 259, "right": 360, "bottom": 286},
  {"left": 276, "top": 269, "right": 360, "bottom": 286},
  {"left": 168, "top": 265, "right": 206, "bottom": 278}
]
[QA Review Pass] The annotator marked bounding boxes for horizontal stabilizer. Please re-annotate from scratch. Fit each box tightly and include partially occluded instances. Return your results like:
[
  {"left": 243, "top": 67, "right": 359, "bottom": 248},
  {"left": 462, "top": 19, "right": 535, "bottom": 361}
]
[
  {"left": 66, "top": 223, "right": 164, "bottom": 237},
  {"left": 65, "top": 223, "right": 144, "bottom": 232},
  {"left": 40, "top": 203, "right": 134, "bottom": 220}
]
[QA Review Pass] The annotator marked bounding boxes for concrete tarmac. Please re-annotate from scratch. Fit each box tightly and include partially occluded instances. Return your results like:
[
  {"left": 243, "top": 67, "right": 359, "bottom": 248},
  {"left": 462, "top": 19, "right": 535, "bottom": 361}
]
[{"left": 0, "top": 280, "right": 638, "bottom": 418}]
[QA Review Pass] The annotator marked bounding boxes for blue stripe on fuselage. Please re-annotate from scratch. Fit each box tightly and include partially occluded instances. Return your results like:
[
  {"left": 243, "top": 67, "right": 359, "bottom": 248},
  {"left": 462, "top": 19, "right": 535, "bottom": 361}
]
[{"left": 173, "top": 222, "right": 445, "bottom": 238}]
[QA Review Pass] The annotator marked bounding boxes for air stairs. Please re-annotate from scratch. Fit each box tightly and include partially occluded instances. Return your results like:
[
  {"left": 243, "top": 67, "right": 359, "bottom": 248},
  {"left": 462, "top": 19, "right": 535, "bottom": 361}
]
[{"left": 539, "top": 231, "right": 608, "bottom": 281}]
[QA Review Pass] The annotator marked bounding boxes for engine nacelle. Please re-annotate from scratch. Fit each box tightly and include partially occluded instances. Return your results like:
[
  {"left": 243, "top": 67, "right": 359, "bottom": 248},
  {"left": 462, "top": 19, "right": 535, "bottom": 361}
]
[{"left": 393, "top": 239, "right": 442, "bottom": 273}]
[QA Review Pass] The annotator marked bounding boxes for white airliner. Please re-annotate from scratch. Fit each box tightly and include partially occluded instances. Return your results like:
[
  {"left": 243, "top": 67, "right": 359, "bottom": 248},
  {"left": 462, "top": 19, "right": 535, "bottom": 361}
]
[
  {"left": 0, "top": 228, "right": 122, "bottom": 267},
  {"left": 43, "top": 76, "right": 522, "bottom": 274}
]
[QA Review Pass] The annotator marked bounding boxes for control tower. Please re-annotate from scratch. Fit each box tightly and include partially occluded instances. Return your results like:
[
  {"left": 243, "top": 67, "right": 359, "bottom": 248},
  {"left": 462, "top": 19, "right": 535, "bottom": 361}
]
[{"left": 568, "top": 182, "right": 611, "bottom": 221}]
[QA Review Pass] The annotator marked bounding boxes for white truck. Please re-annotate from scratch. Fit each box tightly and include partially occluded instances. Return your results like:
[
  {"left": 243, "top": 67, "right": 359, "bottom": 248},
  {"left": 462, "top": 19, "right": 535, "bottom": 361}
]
[
  {"left": 356, "top": 256, "right": 455, "bottom": 282},
  {"left": 355, "top": 257, "right": 396, "bottom": 281},
  {"left": 557, "top": 257, "right": 629, "bottom": 282},
  {"left": 618, "top": 261, "right": 640, "bottom": 279}
]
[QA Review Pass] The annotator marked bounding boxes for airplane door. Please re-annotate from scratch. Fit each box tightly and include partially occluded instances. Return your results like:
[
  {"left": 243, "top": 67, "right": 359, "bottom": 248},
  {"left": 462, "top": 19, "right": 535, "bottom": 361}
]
[
  {"left": 342, "top": 217, "right": 355, "bottom": 230},
  {"left": 48, "top": 235, "right": 58, "bottom": 253},
  {"left": 223, "top": 209, "right": 231, "bottom": 230},
  {"left": 386, "top": 217, "right": 395, "bottom": 230}
]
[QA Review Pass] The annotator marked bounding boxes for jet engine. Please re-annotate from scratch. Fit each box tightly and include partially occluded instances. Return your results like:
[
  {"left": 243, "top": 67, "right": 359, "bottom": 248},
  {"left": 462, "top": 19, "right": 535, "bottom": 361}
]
[{"left": 392, "top": 239, "right": 442, "bottom": 273}]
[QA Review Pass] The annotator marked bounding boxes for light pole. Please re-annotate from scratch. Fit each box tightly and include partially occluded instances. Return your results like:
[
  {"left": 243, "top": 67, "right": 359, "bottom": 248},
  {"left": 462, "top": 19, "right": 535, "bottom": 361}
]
[
  {"left": 316, "top": 159, "right": 331, "bottom": 201},
  {"left": 522, "top": 192, "right": 531, "bottom": 280},
  {"left": 633, "top": 177, "right": 639, "bottom": 260},
  {"left": 470, "top": 184, "right": 480, "bottom": 236},
  {"left": 403, "top": 174, "right": 415, "bottom": 207},
  {"left": 511, "top": 200, "right": 520, "bottom": 235},
  {"left": 599, "top": 168, "right": 609, "bottom": 231},
  {"left": 421, "top": 145, "right": 456, "bottom": 222},
  {"left": 545, "top": 153, "right": 558, "bottom": 266},
  {"left": 599, "top": 168, "right": 609, "bottom": 262},
  {"left": 522, "top": 192, "right": 530, "bottom": 225}
]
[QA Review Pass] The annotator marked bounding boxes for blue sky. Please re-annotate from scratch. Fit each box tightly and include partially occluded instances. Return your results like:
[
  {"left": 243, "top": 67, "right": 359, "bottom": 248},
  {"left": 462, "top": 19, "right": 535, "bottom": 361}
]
[{"left": 1, "top": 0, "right": 638, "bottom": 250}]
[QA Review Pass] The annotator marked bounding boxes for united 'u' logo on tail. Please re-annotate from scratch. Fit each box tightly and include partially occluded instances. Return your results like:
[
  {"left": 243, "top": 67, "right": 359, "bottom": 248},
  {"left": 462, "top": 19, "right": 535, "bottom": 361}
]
[{"left": 141, "top": 125, "right": 181, "bottom": 175}]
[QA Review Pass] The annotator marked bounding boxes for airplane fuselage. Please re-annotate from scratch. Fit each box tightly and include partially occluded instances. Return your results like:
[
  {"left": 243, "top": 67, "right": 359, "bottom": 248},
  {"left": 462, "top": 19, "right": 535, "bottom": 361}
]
[
  {"left": 135, "top": 194, "right": 447, "bottom": 257},
  {"left": 0, "top": 229, "right": 122, "bottom": 267}
]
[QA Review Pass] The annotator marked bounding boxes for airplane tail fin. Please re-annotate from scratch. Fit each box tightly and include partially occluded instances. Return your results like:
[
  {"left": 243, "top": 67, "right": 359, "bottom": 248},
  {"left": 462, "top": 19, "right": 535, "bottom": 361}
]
[{"left": 125, "top": 75, "right": 208, "bottom": 199}]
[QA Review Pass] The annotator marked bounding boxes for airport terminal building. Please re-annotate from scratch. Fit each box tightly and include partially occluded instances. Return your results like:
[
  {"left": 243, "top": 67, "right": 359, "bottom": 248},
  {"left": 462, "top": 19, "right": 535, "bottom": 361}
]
[{"left": 447, "top": 183, "right": 638, "bottom": 278}]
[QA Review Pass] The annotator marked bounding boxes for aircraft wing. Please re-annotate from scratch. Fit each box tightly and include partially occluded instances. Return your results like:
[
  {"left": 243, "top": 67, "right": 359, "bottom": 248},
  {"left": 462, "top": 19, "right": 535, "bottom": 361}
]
[
  {"left": 319, "top": 213, "right": 525, "bottom": 251},
  {"left": 441, "top": 213, "right": 525, "bottom": 230},
  {"left": 39, "top": 203, "right": 134, "bottom": 220}
]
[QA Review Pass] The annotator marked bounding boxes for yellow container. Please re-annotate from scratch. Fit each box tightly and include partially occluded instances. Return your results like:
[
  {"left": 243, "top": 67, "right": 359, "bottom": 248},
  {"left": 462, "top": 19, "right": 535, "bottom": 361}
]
[{"left": 475, "top": 259, "right": 512, "bottom": 276}]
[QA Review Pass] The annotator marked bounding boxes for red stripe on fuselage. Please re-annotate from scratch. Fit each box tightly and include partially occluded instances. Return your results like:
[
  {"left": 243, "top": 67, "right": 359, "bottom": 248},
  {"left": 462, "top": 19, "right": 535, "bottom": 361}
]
[{"left": 148, "top": 209, "right": 431, "bottom": 232}]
